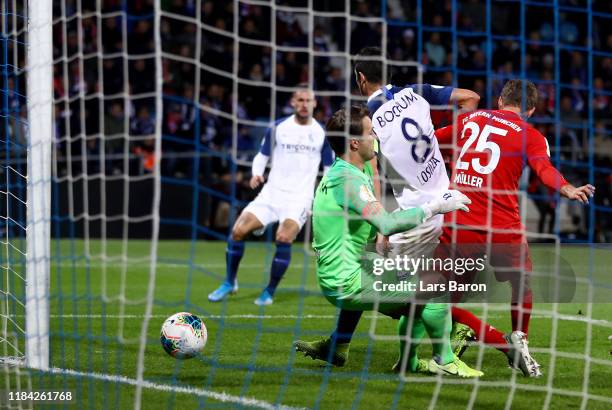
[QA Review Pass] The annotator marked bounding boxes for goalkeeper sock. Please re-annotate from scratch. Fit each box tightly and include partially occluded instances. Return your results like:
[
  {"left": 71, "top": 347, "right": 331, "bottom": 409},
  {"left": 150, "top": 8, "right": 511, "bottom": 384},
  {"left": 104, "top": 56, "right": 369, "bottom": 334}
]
[
  {"left": 225, "top": 239, "right": 244, "bottom": 284},
  {"left": 265, "top": 242, "right": 291, "bottom": 296},
  {"left": 330, "top": 309, "right": 362, "bottom": 344},
  {"left": 398, "top": 314, "right": 427, "bottom": 372},
  {"left": 421, "top": 304, "right": 454, "bottom": 365},
  {"left": 452, "top": 306, "right": 509, "bottom": 353},
  {"left": 511, "top": 288, "right": 532, "bottom": 335}
]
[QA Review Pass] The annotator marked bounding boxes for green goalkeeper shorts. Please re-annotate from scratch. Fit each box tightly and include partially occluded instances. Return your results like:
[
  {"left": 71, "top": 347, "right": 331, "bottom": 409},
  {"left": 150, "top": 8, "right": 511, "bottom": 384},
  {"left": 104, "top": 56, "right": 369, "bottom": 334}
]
[
  {"left": 320, "top": 259, "right": 417, "bottom": 318},
  {"left": 320, "top": 251, "right": 450, "bottom": 318}
]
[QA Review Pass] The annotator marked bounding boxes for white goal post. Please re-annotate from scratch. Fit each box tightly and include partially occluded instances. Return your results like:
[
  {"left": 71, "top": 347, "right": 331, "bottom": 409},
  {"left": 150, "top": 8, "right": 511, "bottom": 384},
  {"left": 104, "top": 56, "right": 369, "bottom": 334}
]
[{"left": 25, "top": 0, "right": 52, "bottom": 370}]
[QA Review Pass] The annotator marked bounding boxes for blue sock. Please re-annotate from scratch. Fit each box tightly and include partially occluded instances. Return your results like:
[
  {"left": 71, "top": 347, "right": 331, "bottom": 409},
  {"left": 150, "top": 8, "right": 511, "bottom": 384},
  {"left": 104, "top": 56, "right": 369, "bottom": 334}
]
[
  {"left": 265, "top": 242, "right": 292, "bottom": 296},
  {"left": 331, "top": 309, "right": 362, "bottom": 344},
  {"left": 225, "top": 239, "right": 244, "bottom": 284}
]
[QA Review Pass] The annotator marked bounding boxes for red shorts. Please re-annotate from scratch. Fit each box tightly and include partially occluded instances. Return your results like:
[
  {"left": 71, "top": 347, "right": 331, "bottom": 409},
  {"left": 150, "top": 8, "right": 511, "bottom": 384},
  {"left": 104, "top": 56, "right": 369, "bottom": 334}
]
[{"left": 440, "top": 227, "right": 533, "bottom": 282}]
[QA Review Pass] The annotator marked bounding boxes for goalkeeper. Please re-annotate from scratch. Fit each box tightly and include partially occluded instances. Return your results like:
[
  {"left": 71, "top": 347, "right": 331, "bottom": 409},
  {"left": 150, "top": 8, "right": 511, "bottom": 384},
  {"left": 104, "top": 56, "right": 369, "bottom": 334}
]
[{"left": 301, "top": 105, "right": 482, "bottom": 377}]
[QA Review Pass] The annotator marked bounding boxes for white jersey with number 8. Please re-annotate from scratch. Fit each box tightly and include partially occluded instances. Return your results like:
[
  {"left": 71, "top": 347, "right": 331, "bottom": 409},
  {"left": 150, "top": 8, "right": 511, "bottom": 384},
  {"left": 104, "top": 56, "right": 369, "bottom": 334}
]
[{"left": 367, "top": 84, "right": 454, "bottom": 243}]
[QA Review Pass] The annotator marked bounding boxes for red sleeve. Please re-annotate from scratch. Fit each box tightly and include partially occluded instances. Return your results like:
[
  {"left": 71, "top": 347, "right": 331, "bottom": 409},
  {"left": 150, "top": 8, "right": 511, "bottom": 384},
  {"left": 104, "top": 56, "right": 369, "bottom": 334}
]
[
  {"left": 435, "top": 125, "right": 454, "bottom": 145},
  {"left": 527, "top": 129, "right": 568, "bottom": 190},
  {"left": 435, "top": 112, "right": 470, "bottom": 146},
  {"left": 430, "top": 109, "right": 453, "bottom": 128}
]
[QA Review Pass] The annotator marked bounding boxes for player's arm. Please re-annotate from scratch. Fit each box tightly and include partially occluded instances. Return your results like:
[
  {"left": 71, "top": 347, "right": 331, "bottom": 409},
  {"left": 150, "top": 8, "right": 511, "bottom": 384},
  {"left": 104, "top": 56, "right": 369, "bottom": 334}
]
[
  {"left": 559, "top": 184, "right": 596, "bottom": 204},
  {"left": 434, "top": 124, "right": 455, "bottom": 145},
  {"left": 321, "top": 138, "right": 334, "bottom": 174},
  {"left": 361, "top": 140, "right": 387, "bottom": 249},
  {"left": 434, "top": 112, "right": 470, "bottom": 146},
  {"left": 527, "top": 131, "right": 595, "bottom": 204},
  {"left": 368, "top": 155, "right": 389, "bottom": 251},
  {"left": 369, "top": 157, "right": 381, "bottom": 200},
  {"left": 449, "top": 88, "right": 480, "bottom": 112},
  {"left": 251, "top": 127, "right": 273, "bottom": 189},
  {"left": 532, "top": 160, "right": 594, "bottom": 204},
  {"left": 333, "top": 177, "right": 424, "bottom": 236},
  {"left": 414, "top": 84, "right": 479, "bottom": 112},
  {"left": 333, "top": 176, "right": 471, "bottom": 236}
]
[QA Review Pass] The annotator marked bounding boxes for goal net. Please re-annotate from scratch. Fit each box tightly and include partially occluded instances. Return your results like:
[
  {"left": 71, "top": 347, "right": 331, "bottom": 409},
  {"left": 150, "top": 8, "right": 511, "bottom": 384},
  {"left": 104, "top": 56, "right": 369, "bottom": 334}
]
[{"left": 2, "top": 0, "right": 611, "bottom": 408}]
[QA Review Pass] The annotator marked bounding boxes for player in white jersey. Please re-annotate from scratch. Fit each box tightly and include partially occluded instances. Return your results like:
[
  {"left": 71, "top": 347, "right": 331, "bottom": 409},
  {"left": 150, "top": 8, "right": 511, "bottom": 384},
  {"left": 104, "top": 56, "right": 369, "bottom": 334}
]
[
  {"left": 209, "top": 87, "right": 334, "bottom": 305},
  {"left": 357, "top": 48, "right": 480, "bottom": 243},
  {"left": 297, "top": 49, "right": 539, "bottom": 377},
  {"left": 295, "top": 47, "right": 480, "bottom": 370}
]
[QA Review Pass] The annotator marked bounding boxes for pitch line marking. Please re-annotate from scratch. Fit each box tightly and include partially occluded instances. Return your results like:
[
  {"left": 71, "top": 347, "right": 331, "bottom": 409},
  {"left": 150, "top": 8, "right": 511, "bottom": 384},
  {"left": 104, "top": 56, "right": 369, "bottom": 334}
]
[
  {"left": 54, "top": 261, "right": 302, "bottom": 269},
  {"left": 47, "top": 367, "right": 307, "bottom": 410},
  {"left": 5, "top": 313, "right": 609, "bottom": 325}
]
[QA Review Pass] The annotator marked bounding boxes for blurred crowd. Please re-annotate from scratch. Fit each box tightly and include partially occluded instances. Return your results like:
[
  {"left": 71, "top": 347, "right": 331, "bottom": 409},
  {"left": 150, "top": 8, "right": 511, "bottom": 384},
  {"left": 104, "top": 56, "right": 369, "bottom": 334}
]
[{"left": 3, "top": 0, "right": 610, "bottom": 240}]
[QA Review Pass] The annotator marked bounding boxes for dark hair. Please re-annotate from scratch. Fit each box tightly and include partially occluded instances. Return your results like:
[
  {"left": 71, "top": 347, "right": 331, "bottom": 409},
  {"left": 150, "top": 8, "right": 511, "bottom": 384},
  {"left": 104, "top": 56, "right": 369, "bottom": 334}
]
[
  {"left": 293, "top": 82, "right": 313, "bottom": 97},
  {"left": 353, "top": 46, "right": 384, "bottom": 84},
  {"left": 500, "top": 79, "right": 538, "bottom": 111},
  {"left": 325, "top": 105, "right": 370, "bottom": 156}
]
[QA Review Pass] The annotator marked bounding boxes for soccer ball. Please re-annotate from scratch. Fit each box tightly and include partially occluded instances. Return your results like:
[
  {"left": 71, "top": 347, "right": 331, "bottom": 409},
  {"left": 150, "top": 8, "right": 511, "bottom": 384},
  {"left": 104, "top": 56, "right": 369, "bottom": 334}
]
[{"left": 160, "top": 312, "right": 207, "bottom": 359}]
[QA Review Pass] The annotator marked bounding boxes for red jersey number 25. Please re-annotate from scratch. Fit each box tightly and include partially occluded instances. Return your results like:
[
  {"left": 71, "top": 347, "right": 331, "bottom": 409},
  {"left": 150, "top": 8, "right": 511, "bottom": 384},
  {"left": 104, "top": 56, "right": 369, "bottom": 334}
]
[{"left": 456, "top": 121, "right": 507, "bottom": 175}]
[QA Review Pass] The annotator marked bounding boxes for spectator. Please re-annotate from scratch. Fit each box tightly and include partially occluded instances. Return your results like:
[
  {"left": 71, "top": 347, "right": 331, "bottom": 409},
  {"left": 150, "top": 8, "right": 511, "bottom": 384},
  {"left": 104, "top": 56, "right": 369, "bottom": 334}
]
[
  {"left": 350, "top": 2, "right": 380, "bottom": 54},
  {"left": 460, "top": 0, "right": 485, "bottom": 31},
  {"left": 425, "top": 33, "right": 446, "bottom": 67},
  {"left": 129, "top": 59, "right": 155, "bottom": 95},
  {"left": 593, "top": 77, "right": 609, "bottom": 119},
  {"left": 46, "top": 1, "right": 607, "bottom": 237},
  {"left": 102, "top": 17, "right": 122, "bottom": 53},
  {"left": 391, "top": 29, "right": 416, "bottom": 61},
  {"left": 104, "top": 102, "right": 126, "bottom": 174},
  {"left": 560, "top": 95, "right": 582, "bottom": 125},
  {"left": 324, "top": 67, "right": 344, "bottom": 91},
  {"left": 131, "top": 106, "right": 156, "bottom": 173},
  {"left": 103, "top": 58, "right": 124, "bottom": 96},
  {"left": 131, "top": 106, "right": 155, "bottom": 137},
  {"left": 128, "top": 20, "right": 154, "bottom": 54}
]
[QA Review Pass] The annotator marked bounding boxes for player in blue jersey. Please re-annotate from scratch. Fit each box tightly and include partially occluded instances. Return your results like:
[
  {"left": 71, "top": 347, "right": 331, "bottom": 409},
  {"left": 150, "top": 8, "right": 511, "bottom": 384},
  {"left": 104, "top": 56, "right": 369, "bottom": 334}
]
[{"left": 209, "top": 87, "right": 334, "bottom": 305}]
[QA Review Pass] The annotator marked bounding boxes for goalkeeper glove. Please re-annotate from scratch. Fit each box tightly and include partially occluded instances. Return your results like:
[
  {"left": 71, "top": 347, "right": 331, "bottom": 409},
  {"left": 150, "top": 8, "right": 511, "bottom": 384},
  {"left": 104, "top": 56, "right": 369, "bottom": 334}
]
[{"left": 421, "top": 190, "right": 471, "bottom": 219}]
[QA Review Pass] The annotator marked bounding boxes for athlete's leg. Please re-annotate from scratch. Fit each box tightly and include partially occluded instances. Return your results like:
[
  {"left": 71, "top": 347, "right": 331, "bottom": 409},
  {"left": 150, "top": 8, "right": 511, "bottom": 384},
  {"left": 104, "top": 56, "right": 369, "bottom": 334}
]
[
  {"left": 209, "top": 210, "right": 265, "bottom": 302},
  {"left": 451, "top": 306, "right": 509, "bottom": 353},
  {"left": 386, "top": 303, "right": 482, "bottom": 378},
  {"left": 395, "top": 308, "right": 428, "bottom": 373},
  {"left": 510, "top": 282, "right": 533, "bottom": 335},
  {"left": 441, "top": 227, "right": 510, "bottom": 353},
  {"left": 257, "top": 197, "right": 309, "bottom": 305},
  {"left": 294, "top": 308, "right": 362, "bottom": 367},
  {"left": 508, "top": 239, "right": 533, "bottom": 335},
  {"left": 263, "top": 219, "right": 300, "bottom": 296},
  {"left": 227, "top": 211, "right": 264, "bottom": 280}
]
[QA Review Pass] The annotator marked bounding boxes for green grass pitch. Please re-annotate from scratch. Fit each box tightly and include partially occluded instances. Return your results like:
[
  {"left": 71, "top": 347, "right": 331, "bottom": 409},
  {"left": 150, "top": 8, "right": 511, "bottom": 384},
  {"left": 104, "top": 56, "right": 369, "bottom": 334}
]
[{"left": 5, "top": 240, "right": 612, "bottom": 409}]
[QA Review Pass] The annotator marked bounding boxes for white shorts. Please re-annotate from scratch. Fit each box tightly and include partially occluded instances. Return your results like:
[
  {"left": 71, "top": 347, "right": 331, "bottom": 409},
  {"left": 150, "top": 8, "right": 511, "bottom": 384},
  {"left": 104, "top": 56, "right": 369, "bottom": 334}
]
[{"left": 243, "top": 185, "right": 311, "bottom": 230}]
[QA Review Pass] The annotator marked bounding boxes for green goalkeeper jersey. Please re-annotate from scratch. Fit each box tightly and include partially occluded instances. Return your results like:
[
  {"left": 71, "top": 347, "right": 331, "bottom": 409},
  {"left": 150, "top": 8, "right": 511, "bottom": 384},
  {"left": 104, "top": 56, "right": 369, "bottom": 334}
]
[{"left": 312, "top": 158, "right": 426, "bottom": 299}]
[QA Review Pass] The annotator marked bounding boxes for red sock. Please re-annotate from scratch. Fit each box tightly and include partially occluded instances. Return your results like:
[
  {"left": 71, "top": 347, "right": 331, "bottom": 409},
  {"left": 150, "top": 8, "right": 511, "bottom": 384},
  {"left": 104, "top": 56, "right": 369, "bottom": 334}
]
[
  {"left": 511, "top": 288, "right": 532, "bottom": 335},
  {"left": 452, "top": 306, "right": 508, "bottom": 353}
]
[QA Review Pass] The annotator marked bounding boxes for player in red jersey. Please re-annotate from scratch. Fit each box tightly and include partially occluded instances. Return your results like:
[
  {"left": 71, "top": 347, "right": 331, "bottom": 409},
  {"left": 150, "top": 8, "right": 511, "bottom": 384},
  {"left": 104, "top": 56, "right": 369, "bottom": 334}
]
[{"left": 435, "top": 80, "right": 595, "bottom": 375}]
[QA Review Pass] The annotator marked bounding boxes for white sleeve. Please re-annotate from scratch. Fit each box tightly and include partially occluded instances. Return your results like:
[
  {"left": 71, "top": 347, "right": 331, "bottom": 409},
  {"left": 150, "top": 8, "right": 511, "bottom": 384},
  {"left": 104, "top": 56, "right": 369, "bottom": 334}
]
[{"left": 251, "top": 152, "right": 269, "bottom": 176}]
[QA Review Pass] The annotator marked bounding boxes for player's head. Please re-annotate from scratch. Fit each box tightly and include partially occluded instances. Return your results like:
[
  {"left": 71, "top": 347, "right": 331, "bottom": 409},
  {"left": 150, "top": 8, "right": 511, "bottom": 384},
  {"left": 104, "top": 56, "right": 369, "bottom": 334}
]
[
  {"left": 353, "top": 47, "right": 384, "bottom": 96},
  {"left": 498, "top": 79, "right": 538, "bottom": 118},
  {"left": 291, "top": 85, "right": 316, "bottom": 122},
  {"left": 325, "top": 105, "right": 376, "bottom": 162}
]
